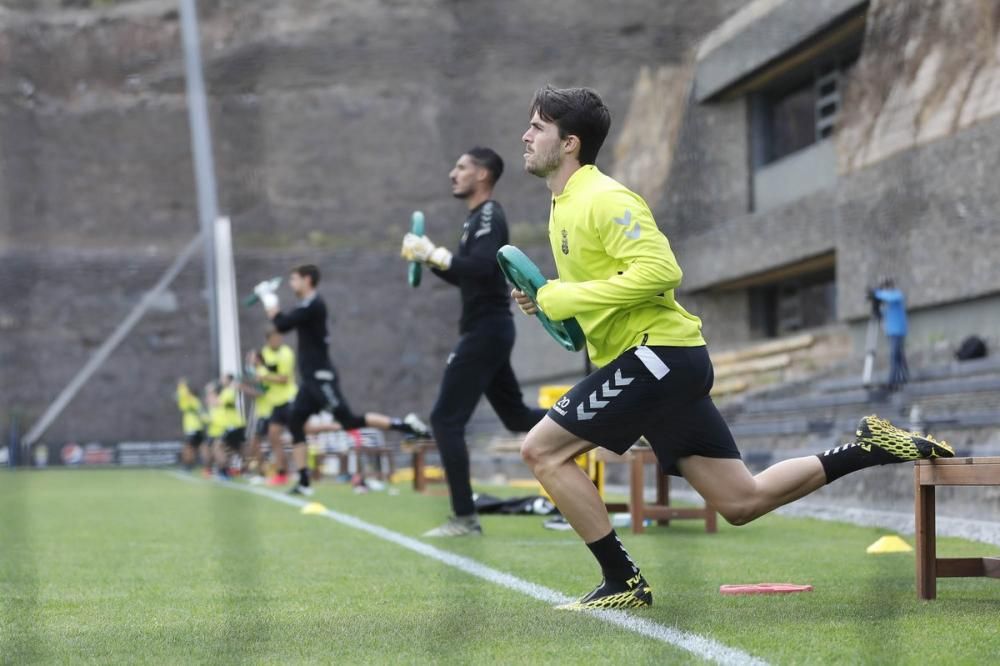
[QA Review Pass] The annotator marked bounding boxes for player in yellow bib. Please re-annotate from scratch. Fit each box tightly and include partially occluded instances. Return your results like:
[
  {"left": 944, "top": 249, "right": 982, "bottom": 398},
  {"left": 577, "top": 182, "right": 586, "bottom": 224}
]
[
  {"left": 514, "top": 85, "right": 953, "bottom": 611},
  {"left": 206, "top": 375, "right": 245, "bottom": 479},
  {"left": 175, "top": 379, "right": 206, "bottom": 472},
  {"left": 257, "top": 329, "right": 298, "bottom": 485}
]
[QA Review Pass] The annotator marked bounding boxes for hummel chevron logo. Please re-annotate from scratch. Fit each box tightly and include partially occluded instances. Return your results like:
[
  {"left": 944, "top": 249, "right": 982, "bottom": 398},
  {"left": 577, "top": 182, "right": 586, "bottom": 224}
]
[
  {"left": 613, "top": 209, "right": 641, "bottom": 240},
  {"left": 576, "top": 369, "right": 634, "bottom": 421}
]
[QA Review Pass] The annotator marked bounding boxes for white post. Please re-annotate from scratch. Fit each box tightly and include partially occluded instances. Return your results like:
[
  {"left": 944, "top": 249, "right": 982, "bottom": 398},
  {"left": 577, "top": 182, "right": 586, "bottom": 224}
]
[{"left": 179, "top": 0, "right": 221, "bottom": 371}]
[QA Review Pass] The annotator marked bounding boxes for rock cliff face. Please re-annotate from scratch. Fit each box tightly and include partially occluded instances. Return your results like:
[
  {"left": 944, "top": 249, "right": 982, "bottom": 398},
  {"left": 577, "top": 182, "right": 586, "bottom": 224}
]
[
  {"left": 838, "top": 0, "right": 1000, "bottom": 172},
  {"left": 0, "top": 0, "right": 745, "bottom": 441}
]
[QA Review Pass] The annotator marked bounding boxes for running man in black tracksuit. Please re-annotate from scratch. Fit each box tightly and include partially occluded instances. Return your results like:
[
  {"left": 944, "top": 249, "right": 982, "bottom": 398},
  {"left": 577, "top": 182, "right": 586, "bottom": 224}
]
[
  {"left": 401, "top": 147, "right": 546, "bottom": 536},
  {"left": 255, "top": 264, "right": 429, "bottom": 496}
]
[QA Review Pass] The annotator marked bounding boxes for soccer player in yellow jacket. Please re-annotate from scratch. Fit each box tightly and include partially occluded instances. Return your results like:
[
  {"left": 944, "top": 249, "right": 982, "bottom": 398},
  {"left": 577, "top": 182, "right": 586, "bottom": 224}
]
[
  {"left": 514, "top": 85, "right": 954, "bottom": 610},
  {"left": 258, "top": 329, "right": 297, "bottom": 485},
  {"left": 206, "top": 375, "right": 245, "bottom": 479},
  {"left": 175, "top": 379, "right": 206, "bottom": 472}
]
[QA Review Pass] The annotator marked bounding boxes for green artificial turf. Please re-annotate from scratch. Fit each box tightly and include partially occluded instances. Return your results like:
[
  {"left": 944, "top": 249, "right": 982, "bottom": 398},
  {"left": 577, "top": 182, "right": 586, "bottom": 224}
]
[{"left": 1, "top": 469, "right": 997, "bottom": 664}]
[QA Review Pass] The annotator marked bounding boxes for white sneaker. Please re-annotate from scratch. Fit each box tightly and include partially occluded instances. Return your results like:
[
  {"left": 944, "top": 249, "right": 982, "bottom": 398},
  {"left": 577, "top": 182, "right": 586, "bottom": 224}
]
[
  {"left": 403, "top": 413, "right": 431, "bottom": 439},
  {"left": 289, "top": 484, "right": 315, "bottom": 497},
  {"left": 422, "top": 515, "right": 482, "bottom": 537}
]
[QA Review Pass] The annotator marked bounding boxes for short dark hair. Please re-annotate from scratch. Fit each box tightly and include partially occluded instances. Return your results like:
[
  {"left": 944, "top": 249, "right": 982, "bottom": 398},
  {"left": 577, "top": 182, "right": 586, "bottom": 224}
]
[
  {"left": 465, "top": 146, "right": 504, "bottom": 185},
  {"left": 265, "top": 327, "right": 281, "bottom": 340},
  {"left": 292, "top": 264, "right": 320, "bottom": 287},
  {"left": 529, "top": 86, "right": 611, "bottom": 165}
]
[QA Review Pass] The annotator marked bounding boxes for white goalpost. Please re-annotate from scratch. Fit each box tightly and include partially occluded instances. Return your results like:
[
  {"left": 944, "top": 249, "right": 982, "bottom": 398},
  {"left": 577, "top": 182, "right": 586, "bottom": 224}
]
[{"left": 214, "top": 216, "right": 242, "bottom": 383}]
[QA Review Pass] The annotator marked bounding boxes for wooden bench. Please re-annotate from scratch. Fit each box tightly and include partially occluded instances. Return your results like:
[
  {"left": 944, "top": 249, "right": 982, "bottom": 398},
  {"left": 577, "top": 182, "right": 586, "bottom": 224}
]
[
  {"left": 600, "top": 447, "right": 717, "bottom": 535},
  {"left": 315, "top": 446, "right": 396, "bottom": 481},
  {"left": 914, "top": 457, "right": 1000, "bottom": 599},
  {"left": 400, "top": 439, "right": 447, "bottom": 494}
]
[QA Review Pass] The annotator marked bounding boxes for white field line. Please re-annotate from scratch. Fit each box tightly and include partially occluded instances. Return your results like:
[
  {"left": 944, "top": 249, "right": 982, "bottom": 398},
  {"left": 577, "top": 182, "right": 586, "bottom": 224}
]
[{"left": 168, "top": 472, "right": 768, "bottom": 666}]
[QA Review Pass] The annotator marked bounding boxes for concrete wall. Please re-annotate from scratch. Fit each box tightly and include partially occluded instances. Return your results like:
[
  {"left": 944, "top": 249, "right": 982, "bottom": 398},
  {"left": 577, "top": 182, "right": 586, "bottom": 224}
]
[{"left": 0, "top": 0, "right": 748, "bottom": 442}]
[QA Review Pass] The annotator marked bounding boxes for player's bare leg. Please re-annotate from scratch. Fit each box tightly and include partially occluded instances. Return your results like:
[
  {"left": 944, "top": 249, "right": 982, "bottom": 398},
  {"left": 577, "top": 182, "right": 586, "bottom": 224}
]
[
  {"left": 267, "top": 422, "right": 289, "bottom": 484},
  {"left": 363, "top": 412, "right": 429, "bottom": 438},
  {"left": 521, "top": 417, "right": 650, "bottom": 610},
  {"left": 521, "top": 417, "right": 608, "bottom": 541},
  {"left": 678, "top": 456, "right": 824, "bottom": 526}
]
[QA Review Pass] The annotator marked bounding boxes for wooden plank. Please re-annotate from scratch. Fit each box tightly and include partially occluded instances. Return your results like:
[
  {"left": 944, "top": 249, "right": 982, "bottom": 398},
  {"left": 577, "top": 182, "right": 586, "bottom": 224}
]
[
  {"left": 715, "top": 353, "right": 792, "bottom": 379},
  {"left": 711, "top": 379, "right": 749, "bottom": 397},
  {"left": 711, "top": 333, "right": 815, "bottom": 365},
  {"left": 915, "top": 457, "right": 1000, "bottom": 466},
  {"left": 935, "top": 557, "right": 1000, "bottom": 578},
  {"left": 643, "top": 507, "right": 715, "bottom": 520},
  {"left": 916, "top": 464, "right": 1000, "bottom": 486}
]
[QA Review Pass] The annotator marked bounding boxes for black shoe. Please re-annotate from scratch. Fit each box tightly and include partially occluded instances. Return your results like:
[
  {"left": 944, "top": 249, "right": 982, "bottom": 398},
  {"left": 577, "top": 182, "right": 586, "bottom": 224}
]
[
  {"left": 854, "top": 415, "right": 954, "bottom": 462},
  {"left": 556, "top": 574, "right": 652, "bottom": 610}
]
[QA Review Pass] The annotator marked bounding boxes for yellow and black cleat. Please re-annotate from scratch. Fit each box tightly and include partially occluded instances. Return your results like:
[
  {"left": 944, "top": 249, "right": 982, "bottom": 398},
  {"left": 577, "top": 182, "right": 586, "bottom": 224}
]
[
  {"left": 556, "top": 574, "right": 653, "bottom": 611},
  {"left": 855, "top": 415, "right": 954, "bottom": 461}
]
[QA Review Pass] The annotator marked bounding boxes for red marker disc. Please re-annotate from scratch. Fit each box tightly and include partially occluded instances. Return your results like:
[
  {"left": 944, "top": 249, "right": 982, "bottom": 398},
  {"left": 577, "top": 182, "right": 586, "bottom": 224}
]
[{"left": 719, "top": 583, "right": 814, "bottom": 595}]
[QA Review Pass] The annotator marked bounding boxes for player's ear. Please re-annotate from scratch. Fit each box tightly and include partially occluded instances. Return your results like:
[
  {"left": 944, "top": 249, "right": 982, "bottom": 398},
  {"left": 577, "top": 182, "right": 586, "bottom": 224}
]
[{"left": 564, "top": 134, "right": 581, "bottom": 158}]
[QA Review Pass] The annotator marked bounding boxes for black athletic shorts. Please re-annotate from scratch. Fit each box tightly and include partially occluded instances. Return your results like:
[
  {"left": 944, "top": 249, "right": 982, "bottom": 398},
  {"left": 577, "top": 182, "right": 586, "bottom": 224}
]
[
  {"left": 547, "top": 345, "right": 740, "bottom": 476},
  {"left": 268, "top": 401, "right": 292, "bottom": 426},
  {"left": 222, "top": 427, "right": 245, "bottom": 451},
  {"left": 185, "top": 430, "right": 205, "bottom": 448},
  {"left": 255, "top": 416, "right": 270, "bottom": 437},
  {"left": 288, "top": 369, "right": 365, "bottom": 440}
]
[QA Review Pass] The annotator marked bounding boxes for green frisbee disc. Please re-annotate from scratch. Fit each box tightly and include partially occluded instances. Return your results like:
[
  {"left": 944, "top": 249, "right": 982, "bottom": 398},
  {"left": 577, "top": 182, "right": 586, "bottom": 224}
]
[
  {"left": 408, "top": 211, "right": 425, "bottom": 288},
  {"left": 496, "top": 245, "right": 586, "bottom": 352}
]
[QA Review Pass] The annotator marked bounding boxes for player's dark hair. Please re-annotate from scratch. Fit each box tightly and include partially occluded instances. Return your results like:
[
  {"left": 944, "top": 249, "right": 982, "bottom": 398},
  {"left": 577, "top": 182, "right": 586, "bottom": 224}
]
[
  {"left": 529, "top": 85, "right": 611, "bottom": 165},
  {"left": 465, "top": 146, "right": 504, "bottom": 185},
  {"left": 265, "top": 327, "right": 281, "bottom": 339},
  {"left": 292, "top": 264, "right": 321, "bottom": 287}
]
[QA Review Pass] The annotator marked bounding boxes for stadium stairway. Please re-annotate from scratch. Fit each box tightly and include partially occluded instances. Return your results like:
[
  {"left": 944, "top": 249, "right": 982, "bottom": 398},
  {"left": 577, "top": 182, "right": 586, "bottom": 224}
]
[{"left": 714, "top": 352, "right": 1000, "bottom": 520}]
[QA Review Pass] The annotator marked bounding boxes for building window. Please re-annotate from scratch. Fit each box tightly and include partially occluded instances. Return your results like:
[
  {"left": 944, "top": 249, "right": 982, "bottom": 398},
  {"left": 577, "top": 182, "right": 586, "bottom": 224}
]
[
  {"left": 748, "top": 267, "right": 837, "bottom": 339},
  {"left": 751, "top": 54, "right": 857, "bottom": 168}
]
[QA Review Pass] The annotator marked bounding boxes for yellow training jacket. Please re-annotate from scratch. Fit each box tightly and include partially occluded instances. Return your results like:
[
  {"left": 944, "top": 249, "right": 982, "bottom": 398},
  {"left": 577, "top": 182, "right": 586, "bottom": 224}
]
[
  {"left": 176, "top": 386, "right": 205, "bottom": 435},
  {"left": 208, "top": 385, "right": 245, "bottom": 437},
  {"left": 535, "top": 165, "right": 704, "bottom": 367},
  {"left": 259, "top": 344, "right": 298, "bottom": 407}
]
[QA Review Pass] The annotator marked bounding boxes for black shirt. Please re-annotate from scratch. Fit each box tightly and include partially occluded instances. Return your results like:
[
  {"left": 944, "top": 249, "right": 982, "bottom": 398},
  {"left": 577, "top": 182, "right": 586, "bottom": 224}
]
[
  {"left": 271, "top": 293, "right": 334, "bottom": 377},
  {"left": 431, "top": 200, "right": 512, "bottom": 332}
]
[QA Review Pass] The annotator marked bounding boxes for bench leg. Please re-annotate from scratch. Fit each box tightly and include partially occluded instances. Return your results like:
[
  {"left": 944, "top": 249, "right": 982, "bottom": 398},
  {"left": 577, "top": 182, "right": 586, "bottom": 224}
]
[
  {"left": 656, "top": 474, "right": 670, "bottom": 526},
  {"left": 915, "top": 482, "right": 937, "bottom": 600},
  {"left": 630, "top": 455, "right": 645, "bottom": 535},
  {"left": 413, "top": 448, "right": 426, "bottom": 494},
  {"left": 705, "top": 506, "right": 718, "bottom": 533}
]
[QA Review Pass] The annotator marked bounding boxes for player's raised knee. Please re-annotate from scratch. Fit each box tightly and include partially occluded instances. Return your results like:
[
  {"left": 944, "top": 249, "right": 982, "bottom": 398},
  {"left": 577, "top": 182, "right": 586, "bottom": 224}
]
[
  {"left": 520, "top": 431, "right": 547, "bottom": 470},
  {"left": 717, "top": 503, "right": 757, "bottom": 527}
]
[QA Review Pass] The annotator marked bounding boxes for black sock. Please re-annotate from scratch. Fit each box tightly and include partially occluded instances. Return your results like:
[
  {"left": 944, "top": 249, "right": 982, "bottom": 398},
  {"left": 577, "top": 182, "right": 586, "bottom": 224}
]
[
  {"left": 586, "top": 530, "right": 639, "bottom": 583},
  {"left": 298, "top": 468, "right": 310, "bottom": 487},
  {"left": 389, "top": 417, "right": 405, "bottom": 432},
  {"left": 816, "top": 441, "right": 899, "bottom": 483}
]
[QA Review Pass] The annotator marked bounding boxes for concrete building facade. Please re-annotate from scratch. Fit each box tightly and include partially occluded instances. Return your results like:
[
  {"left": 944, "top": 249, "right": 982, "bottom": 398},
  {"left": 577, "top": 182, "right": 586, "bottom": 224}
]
[{"left": 659, "top": 0, "right": 1000, "bottom": 356}]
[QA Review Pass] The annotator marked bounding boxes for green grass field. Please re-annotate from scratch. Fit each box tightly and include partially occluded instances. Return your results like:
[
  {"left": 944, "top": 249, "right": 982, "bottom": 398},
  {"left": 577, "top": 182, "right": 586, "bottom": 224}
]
[{"left": 1, "top": 469, "right": 998, "bottom": 664}]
